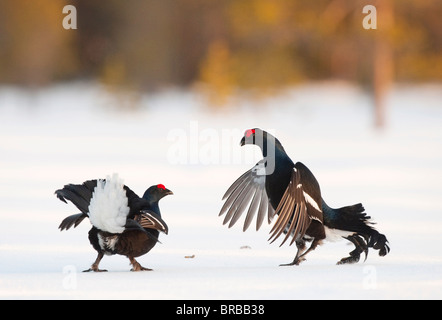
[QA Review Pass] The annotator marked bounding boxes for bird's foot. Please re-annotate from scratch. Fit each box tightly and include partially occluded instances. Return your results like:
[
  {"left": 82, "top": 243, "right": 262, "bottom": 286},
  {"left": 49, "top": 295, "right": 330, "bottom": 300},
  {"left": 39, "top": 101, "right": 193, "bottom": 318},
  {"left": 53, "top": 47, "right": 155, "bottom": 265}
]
[
  {"left": 130, "top": 266, "right": 153, "bottom": 272},
  {"left": 280, "top": 257, "right": 305, "bottom": 266},
  {"left": 337, "top": 254, "right": 360, "bottom": 265},
  {"left": 84, "top": 252, "right": 107, "bottom": 272},
  {"left": 82, "top": 267, "right": 108, "bottom": 272},
  {"left": 129, "top": 258, "right": 153, "bottom": 271}
]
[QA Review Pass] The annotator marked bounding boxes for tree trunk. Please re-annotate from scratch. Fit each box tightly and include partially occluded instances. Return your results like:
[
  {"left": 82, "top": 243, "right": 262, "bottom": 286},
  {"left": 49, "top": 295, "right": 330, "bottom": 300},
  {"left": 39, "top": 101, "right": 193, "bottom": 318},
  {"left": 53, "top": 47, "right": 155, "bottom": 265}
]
[{"left": 373, "top": 0, "right": 394, "bottom": 129}]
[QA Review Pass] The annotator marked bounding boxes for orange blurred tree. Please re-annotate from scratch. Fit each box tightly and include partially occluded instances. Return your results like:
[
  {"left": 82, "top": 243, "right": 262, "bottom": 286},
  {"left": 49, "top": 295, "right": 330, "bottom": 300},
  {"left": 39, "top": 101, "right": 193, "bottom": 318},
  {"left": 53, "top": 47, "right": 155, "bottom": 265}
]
[
  {"left": 0, "top": 0, "right": 440, "bottom": 94},
  {"left": 0, "top": 0, "right": 78, "bottom": 86}
]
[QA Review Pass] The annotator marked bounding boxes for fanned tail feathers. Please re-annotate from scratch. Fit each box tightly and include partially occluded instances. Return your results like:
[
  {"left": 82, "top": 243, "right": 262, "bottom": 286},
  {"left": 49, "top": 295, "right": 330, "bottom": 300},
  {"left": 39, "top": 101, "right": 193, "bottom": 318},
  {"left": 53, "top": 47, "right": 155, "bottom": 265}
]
[
  {"left": 324, "top": 202, "right": 390, "bottom": 257},
  {"left": 58, "top": 213, "right": 87, "bottom": 231},
  {"left": 55, "top": 179, "right": 98, "bottom": 231},
  {"left": 55, "top": 180, "right": 97, "bottom": 214},
  {"left": 56, "top": 174, "right": 131, "bottom": 234}
]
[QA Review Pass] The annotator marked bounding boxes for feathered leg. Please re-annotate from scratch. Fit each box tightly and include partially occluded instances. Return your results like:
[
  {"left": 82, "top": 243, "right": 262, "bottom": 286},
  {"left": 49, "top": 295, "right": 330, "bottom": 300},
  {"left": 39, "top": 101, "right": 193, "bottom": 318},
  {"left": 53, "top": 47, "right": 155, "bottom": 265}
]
[
  {"left": 280, "top": 238, "right": 324, "bottom": 266},
  {"left": 280, "top": 239, "right": 306, "bottom": 266},
  {"left": 337, "top": 234, "right": 368, "bottom": 265},
  {"left": 83, "top": 252, "right": 107, "bottom": 272},
  {"left": 297, "top": 238, "right": 322, "bottom": 264},
  {"left": 368, "top": 231, "right": 390, "bottom": 256}
]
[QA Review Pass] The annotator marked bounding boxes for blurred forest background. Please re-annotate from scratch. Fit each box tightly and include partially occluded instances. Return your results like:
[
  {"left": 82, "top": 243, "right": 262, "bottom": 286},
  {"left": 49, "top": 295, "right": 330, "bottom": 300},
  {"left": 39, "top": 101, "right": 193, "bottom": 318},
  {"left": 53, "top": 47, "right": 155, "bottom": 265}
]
[{"left": 0, "top": 0, "right": 441, "bottom": 123}]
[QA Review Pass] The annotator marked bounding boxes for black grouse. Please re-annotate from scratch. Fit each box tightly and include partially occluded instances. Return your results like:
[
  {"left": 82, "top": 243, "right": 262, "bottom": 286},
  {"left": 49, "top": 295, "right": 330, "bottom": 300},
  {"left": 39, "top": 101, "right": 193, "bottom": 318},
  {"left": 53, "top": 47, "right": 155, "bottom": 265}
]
[
  {"left": 55, "top": 173, "right": 172, "bottom": 272},
  {"left": 219, "top": 128, "right": 390, "bottom": 265}
]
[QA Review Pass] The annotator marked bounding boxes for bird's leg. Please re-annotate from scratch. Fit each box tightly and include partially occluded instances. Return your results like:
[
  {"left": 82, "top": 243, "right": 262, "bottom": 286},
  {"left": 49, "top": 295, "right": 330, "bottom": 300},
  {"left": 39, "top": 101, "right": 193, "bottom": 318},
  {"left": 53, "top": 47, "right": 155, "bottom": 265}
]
[
  {"left": 280, "top": 239, "right": 306, "bottom": 266},
  {"left": 296, "top": 238, "right": 322, "bottom": 264},
  {"left": 129, "top": 256, "right": 153, "bottom": 271},
  {"left": 337, "top": 234, "right": 368, "bottom": 265},
  {"left": 83, "top": 252, "right": 108, "bottom": 272}
]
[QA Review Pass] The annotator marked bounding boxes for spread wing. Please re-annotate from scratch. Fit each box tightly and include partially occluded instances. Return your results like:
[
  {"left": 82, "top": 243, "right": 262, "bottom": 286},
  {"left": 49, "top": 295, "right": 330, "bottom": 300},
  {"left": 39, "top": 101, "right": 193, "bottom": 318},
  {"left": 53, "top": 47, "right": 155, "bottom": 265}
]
[
  {"left": 268, "top": 164, "right": 323, "bottom": 246},
  {"left": 219, "top": 160, "right": 275, "bottom": 231}
]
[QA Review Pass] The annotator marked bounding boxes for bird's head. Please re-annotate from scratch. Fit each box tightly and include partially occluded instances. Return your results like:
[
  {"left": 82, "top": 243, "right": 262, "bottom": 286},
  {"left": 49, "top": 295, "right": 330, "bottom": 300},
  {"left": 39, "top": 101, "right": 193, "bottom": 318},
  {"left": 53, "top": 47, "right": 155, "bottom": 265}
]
[
  {"left": 240, "top": 128, "right": 279, "bottom": 175},
  {"left": 143, "top": 184, "right": 173, "bottom": 203},
  {"left": 240, "top": 128, "right": 262, "bottom": 147},
  {"left": 240, "top": 128, "right": 277, "bottom": 150}
]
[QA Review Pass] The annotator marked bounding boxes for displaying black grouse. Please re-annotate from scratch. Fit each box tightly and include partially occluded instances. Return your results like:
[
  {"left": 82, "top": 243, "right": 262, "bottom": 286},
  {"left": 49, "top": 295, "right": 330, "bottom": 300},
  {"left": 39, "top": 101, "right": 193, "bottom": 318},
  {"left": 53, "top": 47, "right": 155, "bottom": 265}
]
[
  {"left": 55, "top": 173, "right": 172, "bottom": 272},
  {"left": 220, "top": 128, "right": 389, "bottom": 265}
]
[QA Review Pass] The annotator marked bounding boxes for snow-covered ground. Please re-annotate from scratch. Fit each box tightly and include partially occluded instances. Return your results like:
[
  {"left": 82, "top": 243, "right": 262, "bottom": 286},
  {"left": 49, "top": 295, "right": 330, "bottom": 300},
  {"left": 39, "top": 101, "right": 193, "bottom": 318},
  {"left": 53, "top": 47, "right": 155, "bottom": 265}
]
[{"left": 0, "top": 82, "right": 441, "bottom": 299}]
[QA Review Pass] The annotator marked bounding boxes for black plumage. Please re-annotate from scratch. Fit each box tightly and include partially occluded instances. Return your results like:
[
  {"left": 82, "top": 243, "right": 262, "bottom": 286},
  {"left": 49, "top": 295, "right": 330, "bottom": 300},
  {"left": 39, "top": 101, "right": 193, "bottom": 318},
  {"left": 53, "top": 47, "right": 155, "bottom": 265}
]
[
  {"left": 55, "top": 176, "right": 172, "bottom": 271},
  {"left": 220, "top": 128, "right": 390, "bottom": 265}
]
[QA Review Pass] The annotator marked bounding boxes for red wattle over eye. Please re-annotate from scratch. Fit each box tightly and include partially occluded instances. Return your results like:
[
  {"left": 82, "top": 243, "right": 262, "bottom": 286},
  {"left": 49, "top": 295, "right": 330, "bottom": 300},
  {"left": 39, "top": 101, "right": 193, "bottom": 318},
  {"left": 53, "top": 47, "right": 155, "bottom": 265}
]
[
  {"left": 245, "top": 129, "right": 255, "bottom": 137},
  {"left": 157, "top": 184, "right": 166, "bottom": 190}
]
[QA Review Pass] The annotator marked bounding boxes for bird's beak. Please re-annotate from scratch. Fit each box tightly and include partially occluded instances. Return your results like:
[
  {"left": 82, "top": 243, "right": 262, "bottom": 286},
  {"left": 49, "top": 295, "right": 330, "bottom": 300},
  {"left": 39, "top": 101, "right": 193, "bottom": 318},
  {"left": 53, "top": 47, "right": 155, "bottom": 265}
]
[
  {"left": 165, "top": 188, "right": 174, "bottom": 196},
  {"left": 240, "top": 136, "right": 246, "bottom": 146}
]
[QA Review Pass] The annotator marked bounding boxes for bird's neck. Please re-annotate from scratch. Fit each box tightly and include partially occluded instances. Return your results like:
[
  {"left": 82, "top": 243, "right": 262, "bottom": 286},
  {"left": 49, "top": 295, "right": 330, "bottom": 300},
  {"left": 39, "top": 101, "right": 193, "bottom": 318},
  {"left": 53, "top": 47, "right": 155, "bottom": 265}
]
[
  {"left": 259, "top": 137, "right": 292, "bottom": 171},
  {"left": 265, "top": 141, "right": 296, "bottom": 210},
  {"left": 261, "top": 140, "right": 273, "bottom": 159},
  {"left": 149, "top": 202, "right": 161, "bottom": 216},
  {"left": 142, "top": 195, "right": 162, "bottom": 216}
]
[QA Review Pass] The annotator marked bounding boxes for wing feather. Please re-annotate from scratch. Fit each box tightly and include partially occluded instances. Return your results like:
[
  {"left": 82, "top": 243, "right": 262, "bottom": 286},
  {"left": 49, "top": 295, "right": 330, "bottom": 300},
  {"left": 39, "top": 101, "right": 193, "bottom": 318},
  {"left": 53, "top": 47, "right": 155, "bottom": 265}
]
[
  {"left": 256, "top": 188, "right": 268, "bottom": 231},
  {"left": 268, "top": 167, "right": 322, "bottom": 246},
  {"left": 267, "top": 201, "right": 275, "bottom": 224},
  {"left": 220, "top": 160, "right": 323, "bottom": 246},
  {"left": 222, "top": 170, "right": 251, "bottom": 201},
  {"left": 243, "top": 187, "right": 262, "bottom": 231},
  {"left": 280, "top": 204, "right": 301, "bottom": 246},
  {"left": 269, "top": 194, "right": 296, "bottom": 244},
  {"left": 228, "top": 184, "right": 256, "bottom": 228},
  {"left": 219, "top": 172, "right": 252, "bottom": 217},
  {"left": 219, "top": 161, "right": 271, "bottom": 231},
  {"left": 138, "top": 210, "right": 168, "bottom": 234},
  {"left": 269, "top": 178, "right": 293, "bottom": 235},
  {"left": 223, "top": 177, "right": 253, "bottom": 225}
]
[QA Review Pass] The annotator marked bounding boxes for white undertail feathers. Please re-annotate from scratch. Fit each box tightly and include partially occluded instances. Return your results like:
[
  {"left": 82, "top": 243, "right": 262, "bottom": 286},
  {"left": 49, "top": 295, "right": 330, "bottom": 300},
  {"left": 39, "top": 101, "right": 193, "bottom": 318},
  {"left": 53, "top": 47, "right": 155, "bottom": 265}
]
[{"left": 88, "top": 173, "right": 129, "bottom": 233}]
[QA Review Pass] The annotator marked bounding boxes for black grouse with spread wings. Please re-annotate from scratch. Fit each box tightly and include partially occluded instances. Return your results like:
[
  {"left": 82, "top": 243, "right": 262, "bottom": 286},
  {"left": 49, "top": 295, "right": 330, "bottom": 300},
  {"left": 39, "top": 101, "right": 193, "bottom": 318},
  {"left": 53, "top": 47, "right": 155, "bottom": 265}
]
[{"left": 220, "top": 128, "right": 389, "bottom": 265}]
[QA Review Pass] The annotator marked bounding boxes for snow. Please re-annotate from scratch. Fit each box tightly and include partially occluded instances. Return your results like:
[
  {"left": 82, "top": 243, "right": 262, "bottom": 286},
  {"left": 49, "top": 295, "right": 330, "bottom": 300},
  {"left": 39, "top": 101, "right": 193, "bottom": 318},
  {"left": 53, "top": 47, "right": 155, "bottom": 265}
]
[{"left": 1, "top": 82, "right": 442, "bottom": 300}]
